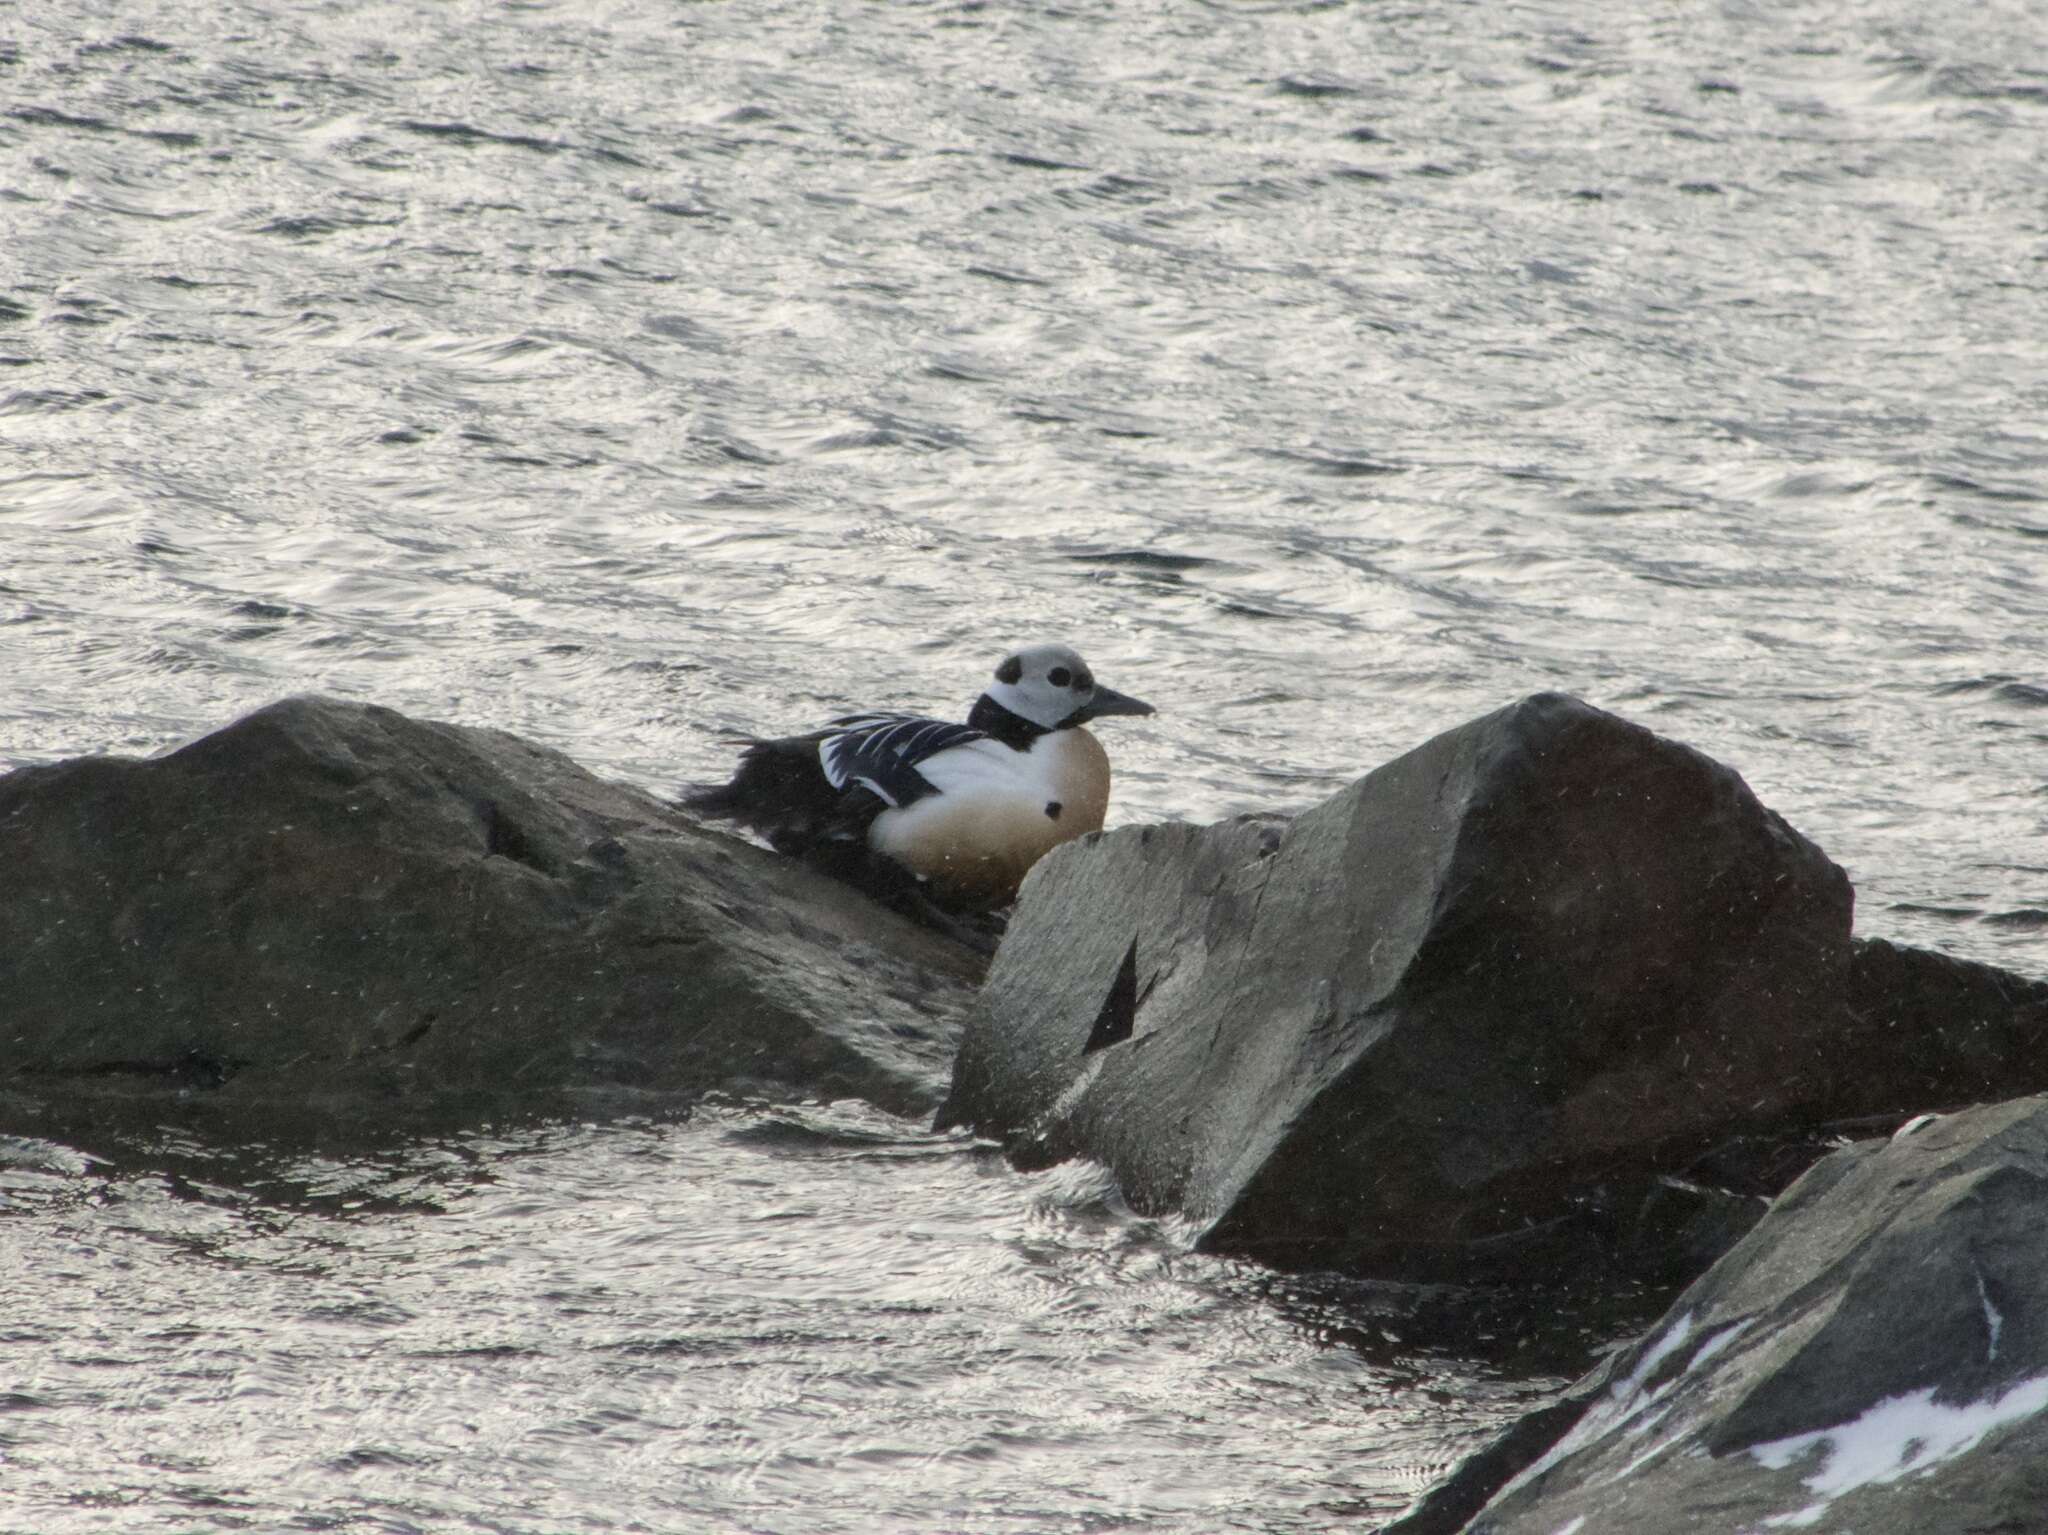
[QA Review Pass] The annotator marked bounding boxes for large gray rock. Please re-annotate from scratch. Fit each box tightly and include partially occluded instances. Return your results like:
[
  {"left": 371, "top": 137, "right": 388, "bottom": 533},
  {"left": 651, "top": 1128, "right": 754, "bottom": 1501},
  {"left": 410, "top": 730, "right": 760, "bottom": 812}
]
[
  {"left": 0, "top": 698, "right": 983, "bottom": 1140},
  {"left": 1423, "top": 1095, "right": 2048, "bottom": 1534},
  {"left": 940, "top": 692, "right": 2046, "bottom": 1280}
]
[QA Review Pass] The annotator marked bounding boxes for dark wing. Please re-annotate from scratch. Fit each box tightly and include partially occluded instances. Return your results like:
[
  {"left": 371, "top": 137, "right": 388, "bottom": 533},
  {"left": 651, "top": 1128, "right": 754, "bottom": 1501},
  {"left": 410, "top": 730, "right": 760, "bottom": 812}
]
[{"left": 819, "top": 713, "right": 988, "bottom": 809}]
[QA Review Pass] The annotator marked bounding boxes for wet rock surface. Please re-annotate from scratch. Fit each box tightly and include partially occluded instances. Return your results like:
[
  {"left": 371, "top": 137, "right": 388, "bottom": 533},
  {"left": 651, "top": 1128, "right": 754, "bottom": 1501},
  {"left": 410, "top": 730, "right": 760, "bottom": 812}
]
[
  {"left": 1403, "top": 1095, "right": 2048, "bottom": 1535},
  {"left": 941, "top": 692, "right": 2048, "bottom": 1284},
  {"left": 0, "top": 698, "right": 984, "bottom": 1142},
  {"left": 1844, "top": 935, "right": 2048, "bottom": 1102}
]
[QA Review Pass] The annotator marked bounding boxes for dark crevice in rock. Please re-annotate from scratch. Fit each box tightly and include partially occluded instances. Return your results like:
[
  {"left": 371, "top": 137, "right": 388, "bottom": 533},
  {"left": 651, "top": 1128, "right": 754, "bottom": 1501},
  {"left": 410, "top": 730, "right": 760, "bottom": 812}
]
[
  {"left": 477, "top": 796, "right": 552, "bottom": 874},
  {"left": 28, "top": 1049, "right": 247, "bottom": 1090},
  {"left": 1084, "top": 939, "right": 1139, "bottom": 1054}
]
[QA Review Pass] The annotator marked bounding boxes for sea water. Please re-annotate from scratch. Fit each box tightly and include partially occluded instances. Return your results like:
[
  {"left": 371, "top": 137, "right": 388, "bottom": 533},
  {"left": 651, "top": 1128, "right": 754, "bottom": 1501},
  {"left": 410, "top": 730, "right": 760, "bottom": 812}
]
[{"left": 3, "top": 0, "right": 2044, "bottom": 1526}]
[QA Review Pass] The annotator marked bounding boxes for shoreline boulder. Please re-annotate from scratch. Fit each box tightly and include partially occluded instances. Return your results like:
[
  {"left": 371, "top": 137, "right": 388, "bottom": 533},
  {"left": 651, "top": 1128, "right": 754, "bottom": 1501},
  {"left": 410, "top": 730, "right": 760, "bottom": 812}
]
[
  {"left": 940, "top": 692, "right": 2048, "bottom": 1281},
  {"left": 1397, "top": 1094, "right": 2048, "bottom": 1534},
  {"left": 0, "top": 697, "right": 984, "bottom": 1143}
]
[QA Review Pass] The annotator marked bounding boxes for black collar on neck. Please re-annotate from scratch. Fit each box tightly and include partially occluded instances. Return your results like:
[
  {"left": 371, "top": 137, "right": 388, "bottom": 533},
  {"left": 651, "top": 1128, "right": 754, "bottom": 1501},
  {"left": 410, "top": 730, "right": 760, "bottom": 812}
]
[{"left": 969, "top": 693, "right": 1050, "bottom": 750}]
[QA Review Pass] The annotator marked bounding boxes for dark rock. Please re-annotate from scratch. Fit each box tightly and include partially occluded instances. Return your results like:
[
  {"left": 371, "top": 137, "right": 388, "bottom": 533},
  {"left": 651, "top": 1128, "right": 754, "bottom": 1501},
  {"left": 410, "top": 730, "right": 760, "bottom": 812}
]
[
  {"left": 1843, "top": 936, "right": 2048, "bottom": 1103},
  {"left": 1615, "top": 1175, "right": 1772, "bottom": 1289},
  {"left": 1379, "top": 1386, "right": 1612, "bottom": 1535},
  {"left": 0, "top": 697, "right": 984, "bottom": 1142},
  {"left": 941, "top": 692, "right": 2048, "bottom": 1283},
  {"left": 1440, "top": 1094, "right": 2048, "bottom": 1534}
]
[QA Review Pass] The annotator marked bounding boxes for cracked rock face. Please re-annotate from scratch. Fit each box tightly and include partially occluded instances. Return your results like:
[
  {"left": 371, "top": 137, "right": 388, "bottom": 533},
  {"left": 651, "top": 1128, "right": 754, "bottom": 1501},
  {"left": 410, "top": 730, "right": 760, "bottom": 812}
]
[
  {"left": 940, "top": 692, "right": 1865, "bottom": 1277},
  {"left": 0, "top": 698, "right": 983, "bottom": 1142}
]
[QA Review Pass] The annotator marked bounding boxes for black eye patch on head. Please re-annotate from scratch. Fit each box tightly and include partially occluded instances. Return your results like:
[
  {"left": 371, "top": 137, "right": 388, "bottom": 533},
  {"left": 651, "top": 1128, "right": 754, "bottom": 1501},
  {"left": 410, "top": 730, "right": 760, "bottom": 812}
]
[
  {"left": 1047, "top": 666, "right": 1071, "bottom": 687},
  {"left": 1073, "top": 672, "right": 1093, "bottom": 691}
]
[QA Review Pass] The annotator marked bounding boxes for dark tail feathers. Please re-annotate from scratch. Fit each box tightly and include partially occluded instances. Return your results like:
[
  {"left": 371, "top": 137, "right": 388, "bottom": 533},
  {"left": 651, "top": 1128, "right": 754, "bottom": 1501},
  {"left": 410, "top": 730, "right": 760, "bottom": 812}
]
[{"left": 676, "top": 778, "right": 743, "bottom": 818}]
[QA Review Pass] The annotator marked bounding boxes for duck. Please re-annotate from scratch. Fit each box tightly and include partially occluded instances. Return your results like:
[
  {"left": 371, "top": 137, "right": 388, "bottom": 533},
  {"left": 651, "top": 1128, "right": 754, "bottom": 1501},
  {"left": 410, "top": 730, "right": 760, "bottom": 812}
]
[{"left": 681, "top": 642, "right": 1154, "bottom": 911}]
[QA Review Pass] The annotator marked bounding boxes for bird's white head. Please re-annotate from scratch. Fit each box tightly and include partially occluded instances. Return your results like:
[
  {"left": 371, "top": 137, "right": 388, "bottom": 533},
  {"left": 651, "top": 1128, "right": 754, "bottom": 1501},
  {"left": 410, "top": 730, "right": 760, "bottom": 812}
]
[{"left": 984, "top": 642, "right": 1155, "bottom": 731}]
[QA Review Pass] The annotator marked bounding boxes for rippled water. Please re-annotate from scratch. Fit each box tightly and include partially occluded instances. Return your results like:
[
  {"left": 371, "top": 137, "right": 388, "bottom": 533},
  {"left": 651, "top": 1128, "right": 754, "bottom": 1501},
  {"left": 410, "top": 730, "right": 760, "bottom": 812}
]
[
  {"left": 4, "top": 0, "right": 2046, "bottom": 1526},
  {"left": 1, "top": 1107, "right": 1578, "bottom": 1532}
]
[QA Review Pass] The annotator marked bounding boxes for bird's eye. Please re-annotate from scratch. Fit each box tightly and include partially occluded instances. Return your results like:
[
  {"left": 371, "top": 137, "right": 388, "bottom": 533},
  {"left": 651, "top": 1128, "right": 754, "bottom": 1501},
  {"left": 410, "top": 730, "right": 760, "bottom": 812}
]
[{"left": 1047, "top": 667, "right": 1071, "bottom": 688}]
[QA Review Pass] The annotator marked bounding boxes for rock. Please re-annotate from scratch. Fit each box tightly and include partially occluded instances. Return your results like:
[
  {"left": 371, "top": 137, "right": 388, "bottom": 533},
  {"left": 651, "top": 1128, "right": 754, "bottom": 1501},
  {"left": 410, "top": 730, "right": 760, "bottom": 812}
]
[
  {"left": 940, "top": 692, "right": 2047, "bottom": 1282},
  {"left": 1614, "top": 1175, "right": 1773, "bottom": 1290},
  {"left": 1380, "top": 1390, "right": 1608, "bottom": 1535},
  {"left": 1427, "top": 1094, "right": 2048, "bottom": 1534},
  {"left": 1843, "top": 936, "right": 2048, "bottom": 1103},
  {"left": 0, "top": 698, "right": 984, "bottom": 1141}
]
